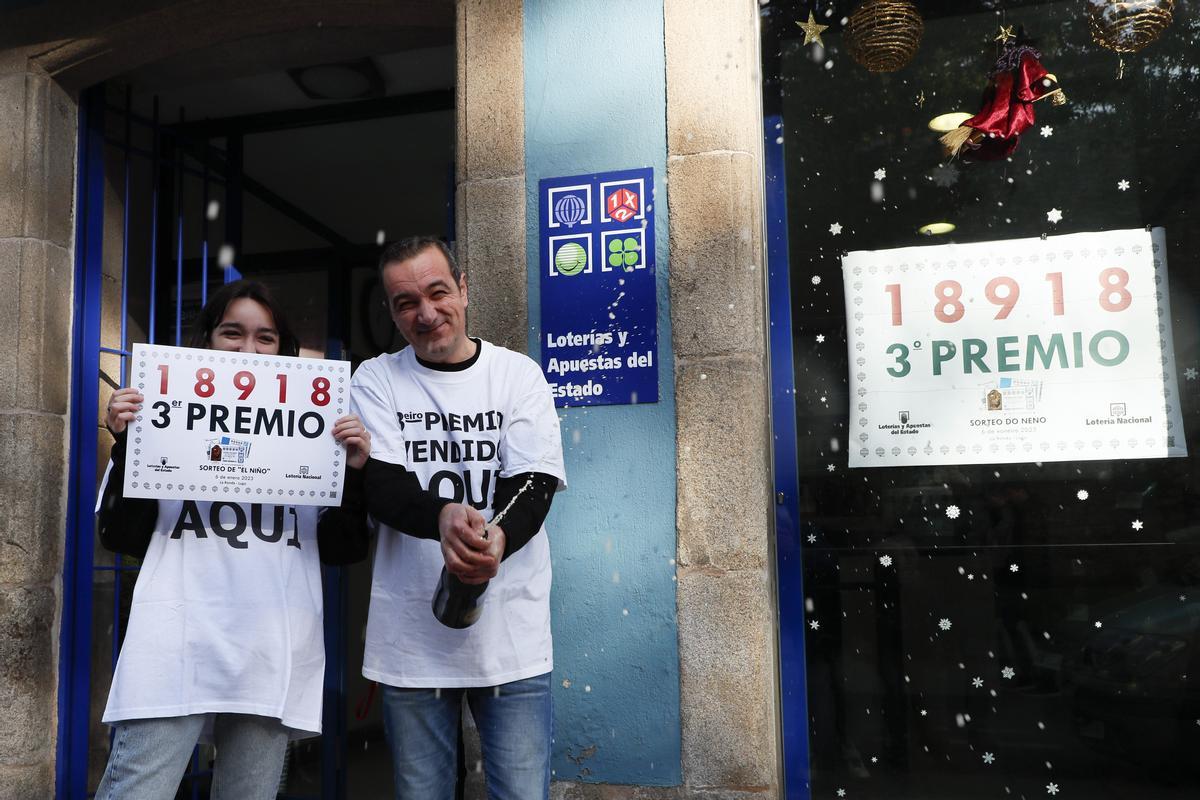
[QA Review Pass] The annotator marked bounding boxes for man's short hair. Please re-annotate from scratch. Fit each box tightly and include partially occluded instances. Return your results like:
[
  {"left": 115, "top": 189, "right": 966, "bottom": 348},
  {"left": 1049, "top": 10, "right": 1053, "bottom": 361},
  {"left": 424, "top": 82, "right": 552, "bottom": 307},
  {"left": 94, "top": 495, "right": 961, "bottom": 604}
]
[{"left": 378, "top": 236, "right": 462, "bottom": 284}]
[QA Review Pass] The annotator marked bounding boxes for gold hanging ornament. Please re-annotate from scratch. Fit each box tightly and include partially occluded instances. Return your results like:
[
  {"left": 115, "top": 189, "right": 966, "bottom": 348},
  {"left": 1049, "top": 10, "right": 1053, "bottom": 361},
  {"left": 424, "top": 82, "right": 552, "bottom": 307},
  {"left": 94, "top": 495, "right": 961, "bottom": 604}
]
[
  {"left": 796, "top": 10, "right": 830, "bottom": 47},
  {"left": 845, "top": 0, "right": 924, "bottom": 73},
  {"left": 1088, "top": 0, "right": 1175, "bottom": 53}
]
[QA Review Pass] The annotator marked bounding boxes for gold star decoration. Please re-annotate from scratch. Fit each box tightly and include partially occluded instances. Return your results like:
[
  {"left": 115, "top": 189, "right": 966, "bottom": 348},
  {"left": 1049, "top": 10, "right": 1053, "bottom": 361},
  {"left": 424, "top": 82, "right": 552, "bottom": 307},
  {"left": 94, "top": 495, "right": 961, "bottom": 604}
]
[
  {"left": 995, "top": 25, "right": 1016, "bottom": 43},
  {"left": 796, "top": 11, "right": 830, "bottom": 47}
]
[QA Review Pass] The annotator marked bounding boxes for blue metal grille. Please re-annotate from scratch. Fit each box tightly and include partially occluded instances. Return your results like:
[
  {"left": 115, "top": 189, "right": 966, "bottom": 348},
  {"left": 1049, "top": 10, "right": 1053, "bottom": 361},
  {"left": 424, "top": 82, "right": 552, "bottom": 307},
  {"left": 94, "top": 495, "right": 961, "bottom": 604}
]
[
  {"left": 57, "top": 84, "right": 252, "bottom": 800},
  {"left": 58, "top": 78, "right": 453, "bottom": 799}
]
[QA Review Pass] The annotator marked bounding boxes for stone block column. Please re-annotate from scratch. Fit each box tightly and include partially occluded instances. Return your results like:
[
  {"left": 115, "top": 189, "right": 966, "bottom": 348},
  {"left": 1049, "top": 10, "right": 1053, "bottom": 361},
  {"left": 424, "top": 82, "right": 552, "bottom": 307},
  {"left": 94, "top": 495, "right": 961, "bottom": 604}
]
[
  {"left": 0, "top": 57, "right": 77, "bottom": 799},
  {"left": 665, "top": 0, "right": 780, "bottom": 795},
  {"left": 456, "top": 0, "right": 527, "bottom": 354},
  {"left": 455, "top": 3, "right": 528, "bottom": 793}
]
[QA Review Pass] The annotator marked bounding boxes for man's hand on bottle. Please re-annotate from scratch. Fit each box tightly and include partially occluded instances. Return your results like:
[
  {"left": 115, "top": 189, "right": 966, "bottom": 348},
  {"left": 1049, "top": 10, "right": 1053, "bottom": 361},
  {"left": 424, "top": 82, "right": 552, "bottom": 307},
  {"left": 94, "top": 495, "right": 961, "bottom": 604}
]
[{"left": 438, "top": 503, "right": 502, "bottom": 584}]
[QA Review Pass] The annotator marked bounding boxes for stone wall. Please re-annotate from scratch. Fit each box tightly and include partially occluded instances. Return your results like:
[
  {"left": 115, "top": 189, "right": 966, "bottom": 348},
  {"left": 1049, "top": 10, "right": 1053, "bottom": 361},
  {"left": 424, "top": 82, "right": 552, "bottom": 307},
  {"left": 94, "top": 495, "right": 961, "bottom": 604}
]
[
  {"left": 458, "top": 0, "right": 780, "bottom": 796},
  {"left": 456, "top": 0, "right": 527, "bottom": 354},
  {"left": 0, "top": 58, "right": 77, "bottom": 799},
  {"left": 665, "top": 0, "right": 779, "bottom": 795}
]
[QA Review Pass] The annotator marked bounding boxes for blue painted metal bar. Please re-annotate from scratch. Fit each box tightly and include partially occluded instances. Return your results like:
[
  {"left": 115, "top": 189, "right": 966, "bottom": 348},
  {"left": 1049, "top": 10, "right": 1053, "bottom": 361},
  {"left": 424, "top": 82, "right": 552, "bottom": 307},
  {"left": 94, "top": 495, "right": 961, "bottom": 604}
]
[
  {"left": 175, "top": 111, "right": 185, "bottom": 346},
  {"left": 148, "top": 97, "right": 160, "bottom": 344},
  {"left": 120, "top": 85, "right": 132, "bottom": 381},
  {"left": 321, "top": 566, "right": 346, "bottom": 798},
  {"left": 445, "top": 161, "right": 456, "bottom": 247},
  {"left": 224, "top": 134, "right": 244, "bottom": 283},
  {"left": 201, "top": 134, "right": 210, "bottom": 305},
  {"left": 99, "top": 346, "right": 131, "bottom": 357},
  {"left": 320, "top": 265, "right": 351, "bottom": 798},
  {"left": 764, "top": 114, "right": 812, "bottom": 800},
  {"left": 170, "top": 143, "right": 210, "bottom": 800},
  {"left": 57, "top": 85, "right": 106, "bottom": 800},
  {"left": 190, "top": 749, "right": 200, "bottom": 800},
  {"left": 112, "top": 83, "right": 133, "bottom": 676}
]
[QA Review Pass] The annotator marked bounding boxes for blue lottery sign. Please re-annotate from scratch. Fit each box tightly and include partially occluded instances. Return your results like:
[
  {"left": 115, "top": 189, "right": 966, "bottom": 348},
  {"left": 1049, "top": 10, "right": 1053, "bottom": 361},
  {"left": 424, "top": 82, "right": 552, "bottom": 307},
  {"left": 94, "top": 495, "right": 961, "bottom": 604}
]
[{"left": 539, "top": 167, "right": 658, "bottom": 407}]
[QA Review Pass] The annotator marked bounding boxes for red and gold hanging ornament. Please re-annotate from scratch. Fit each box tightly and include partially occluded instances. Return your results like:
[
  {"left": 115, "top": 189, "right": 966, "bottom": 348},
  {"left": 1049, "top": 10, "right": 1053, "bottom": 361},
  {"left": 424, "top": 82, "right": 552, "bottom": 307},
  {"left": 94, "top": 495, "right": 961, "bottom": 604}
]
[
  {"left": 1088, "top": 0, "right": 1175, "bottom": 53},
  {"left": 940, "top": 31, "right": 1066, "bottom": 161},
  {"left": 845, "top": 0, "right": 924, "bottom": 73}
]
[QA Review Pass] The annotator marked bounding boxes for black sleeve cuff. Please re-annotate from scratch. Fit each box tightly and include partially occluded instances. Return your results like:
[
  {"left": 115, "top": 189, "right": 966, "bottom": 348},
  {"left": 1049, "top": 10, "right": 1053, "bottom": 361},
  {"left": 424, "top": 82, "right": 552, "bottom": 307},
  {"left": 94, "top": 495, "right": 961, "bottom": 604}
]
[
  {"left": 492, "top": 472, "right": 559, "bottom": 561},
  {"left": 109, "top": 427, "right": 128, "bottom": 464},
  {"left": 341, "top": 464, "right": 366, "bottom": 511},
  {"left": 97, "top": 430, "right": 158, "bottom": 559},
  {"left": 317, "top": 466, "right": 370, "bottom": 565}
]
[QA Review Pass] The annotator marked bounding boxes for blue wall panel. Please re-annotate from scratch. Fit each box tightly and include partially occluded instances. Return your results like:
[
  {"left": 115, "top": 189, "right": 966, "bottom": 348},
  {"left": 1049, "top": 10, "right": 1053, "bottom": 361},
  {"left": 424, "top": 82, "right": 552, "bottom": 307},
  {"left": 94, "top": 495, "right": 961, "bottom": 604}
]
[{"left": 524, "top": 0, "right": 681, "bottom": 785}]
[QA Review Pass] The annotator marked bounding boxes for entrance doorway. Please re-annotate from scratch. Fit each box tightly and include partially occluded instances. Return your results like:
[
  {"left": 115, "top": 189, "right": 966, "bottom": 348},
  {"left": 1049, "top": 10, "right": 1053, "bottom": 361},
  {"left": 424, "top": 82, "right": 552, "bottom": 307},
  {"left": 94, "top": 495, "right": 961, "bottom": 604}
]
[{"left": 61, "top": 40, "right": 454, "bottom": 798}]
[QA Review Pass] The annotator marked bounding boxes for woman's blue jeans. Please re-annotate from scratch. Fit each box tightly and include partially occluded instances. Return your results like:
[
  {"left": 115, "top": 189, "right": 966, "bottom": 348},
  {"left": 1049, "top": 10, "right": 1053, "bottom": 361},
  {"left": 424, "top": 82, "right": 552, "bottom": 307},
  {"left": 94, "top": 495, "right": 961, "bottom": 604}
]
[
  {"left": 94, "top": 713, "right": 290, "bottom": 800},
  {"left": 380, "top": 671, "right": 553, "bottom": 800}
]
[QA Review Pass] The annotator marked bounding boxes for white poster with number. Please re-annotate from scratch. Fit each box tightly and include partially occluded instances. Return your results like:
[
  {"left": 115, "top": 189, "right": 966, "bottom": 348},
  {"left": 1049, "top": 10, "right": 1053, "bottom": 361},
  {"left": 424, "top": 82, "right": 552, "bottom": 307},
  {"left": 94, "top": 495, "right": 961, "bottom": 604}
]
[
  {"left": 123, "top": 344, "right": 350, "bottom": 505},
  {"left": 842, "top": 227, "right": 1186, "bottom": 468}
]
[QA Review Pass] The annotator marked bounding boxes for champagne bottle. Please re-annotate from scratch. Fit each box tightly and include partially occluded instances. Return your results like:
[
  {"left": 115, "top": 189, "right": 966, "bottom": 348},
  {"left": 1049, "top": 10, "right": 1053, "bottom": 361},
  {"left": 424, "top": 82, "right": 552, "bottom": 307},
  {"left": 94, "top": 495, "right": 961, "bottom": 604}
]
[
  {"left": 431, "top": 477, "right": 534, "bottom": 629},
  {"left": 431, "top": 564, "right": 488, "bottom": 629}
]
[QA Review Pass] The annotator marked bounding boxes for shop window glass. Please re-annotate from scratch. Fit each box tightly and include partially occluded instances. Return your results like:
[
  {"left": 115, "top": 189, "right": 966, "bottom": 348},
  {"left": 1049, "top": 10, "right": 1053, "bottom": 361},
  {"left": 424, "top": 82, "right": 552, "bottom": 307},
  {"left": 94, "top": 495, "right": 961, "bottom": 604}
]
[{"left": 761, "top": 2, "right": 1200, "bottom": 797}]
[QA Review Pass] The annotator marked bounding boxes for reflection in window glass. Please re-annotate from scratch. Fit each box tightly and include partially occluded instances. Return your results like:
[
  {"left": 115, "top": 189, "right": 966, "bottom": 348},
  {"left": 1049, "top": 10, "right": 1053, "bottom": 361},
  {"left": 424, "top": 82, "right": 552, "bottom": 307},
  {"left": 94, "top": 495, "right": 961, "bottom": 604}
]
[{"left": 761, "top": 2, "right": 1200, "bottom": 797}]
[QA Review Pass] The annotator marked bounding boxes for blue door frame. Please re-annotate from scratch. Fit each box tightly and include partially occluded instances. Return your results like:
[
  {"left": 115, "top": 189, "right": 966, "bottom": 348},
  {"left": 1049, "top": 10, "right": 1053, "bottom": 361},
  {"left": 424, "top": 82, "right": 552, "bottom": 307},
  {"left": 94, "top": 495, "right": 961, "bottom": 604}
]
[
  {"left": 57, "top": 82, "right": 106, "bottom": 800},
  {"left": 765, "top": 114, "right": 812, "bottom": 800}
]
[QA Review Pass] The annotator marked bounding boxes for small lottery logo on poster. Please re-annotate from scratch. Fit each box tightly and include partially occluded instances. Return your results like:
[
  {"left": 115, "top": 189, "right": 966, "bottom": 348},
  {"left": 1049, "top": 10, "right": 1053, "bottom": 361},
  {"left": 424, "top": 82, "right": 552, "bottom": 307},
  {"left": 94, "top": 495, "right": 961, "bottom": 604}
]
[
  {"left": 601, "top": 229, "right": 646, "bottom": 272},
  {"left": 549, "top": 233, "right": 592, "bottom": 277},
  {"left": 553, "top": 193, "right": 588, "bottom": 228},
  {"left": 599, "top": 177, "right": 646, "bottom": 224},
  {"left": 547, "top": 184, "right": 592, "bottom": 230},
  {"left": 123, "top": 344, "right": 350, "bottom": 505},
  {"left": 606, "top": 188, "right": 639, "bottom": 222}
]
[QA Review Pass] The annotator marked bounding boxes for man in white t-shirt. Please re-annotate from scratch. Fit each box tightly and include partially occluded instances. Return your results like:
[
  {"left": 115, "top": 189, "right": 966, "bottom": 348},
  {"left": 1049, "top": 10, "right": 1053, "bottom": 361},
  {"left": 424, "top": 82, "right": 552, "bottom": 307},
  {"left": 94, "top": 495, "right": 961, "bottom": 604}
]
[{"left": 350, "top": 236, "right": 566, "bottom": 800}]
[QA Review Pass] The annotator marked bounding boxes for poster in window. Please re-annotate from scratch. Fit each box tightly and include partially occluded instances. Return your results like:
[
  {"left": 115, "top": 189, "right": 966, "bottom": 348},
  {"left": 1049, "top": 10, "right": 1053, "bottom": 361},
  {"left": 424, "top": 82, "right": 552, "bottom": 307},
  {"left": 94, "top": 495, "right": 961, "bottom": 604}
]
[{"left": 843, "top": 227, "right": 1187, "bottom": 468}]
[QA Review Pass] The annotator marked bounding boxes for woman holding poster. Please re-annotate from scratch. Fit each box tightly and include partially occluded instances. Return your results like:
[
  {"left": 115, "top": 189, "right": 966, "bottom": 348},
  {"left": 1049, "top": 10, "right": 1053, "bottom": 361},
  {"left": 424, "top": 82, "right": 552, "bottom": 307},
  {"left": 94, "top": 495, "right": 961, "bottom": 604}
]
[{"left": 93, "top": 280, "right": 371, "bottom": 800}]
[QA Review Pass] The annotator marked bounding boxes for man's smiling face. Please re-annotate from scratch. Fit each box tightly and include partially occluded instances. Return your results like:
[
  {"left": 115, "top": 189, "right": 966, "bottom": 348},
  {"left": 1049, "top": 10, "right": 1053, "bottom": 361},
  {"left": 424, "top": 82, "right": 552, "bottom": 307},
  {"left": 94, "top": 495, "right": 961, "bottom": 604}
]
[{"left": 382, "top": 245, "right": 472, "bottom": 364}]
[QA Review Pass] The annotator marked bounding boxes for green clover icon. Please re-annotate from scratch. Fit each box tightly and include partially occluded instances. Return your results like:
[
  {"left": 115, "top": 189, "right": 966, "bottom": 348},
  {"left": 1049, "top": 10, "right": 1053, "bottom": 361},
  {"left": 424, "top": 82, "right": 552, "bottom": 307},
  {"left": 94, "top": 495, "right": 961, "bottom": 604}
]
[{"left": 607, "top": 236, "right": 641, "bottom": 271}]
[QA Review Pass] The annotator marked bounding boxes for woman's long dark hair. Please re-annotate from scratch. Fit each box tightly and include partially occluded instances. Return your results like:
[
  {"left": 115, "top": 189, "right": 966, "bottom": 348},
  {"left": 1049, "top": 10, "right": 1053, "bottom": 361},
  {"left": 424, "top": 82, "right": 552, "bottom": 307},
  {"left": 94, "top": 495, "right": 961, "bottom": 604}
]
[{"left": 187, "top": 280, "right": 300, "bottom": 357}]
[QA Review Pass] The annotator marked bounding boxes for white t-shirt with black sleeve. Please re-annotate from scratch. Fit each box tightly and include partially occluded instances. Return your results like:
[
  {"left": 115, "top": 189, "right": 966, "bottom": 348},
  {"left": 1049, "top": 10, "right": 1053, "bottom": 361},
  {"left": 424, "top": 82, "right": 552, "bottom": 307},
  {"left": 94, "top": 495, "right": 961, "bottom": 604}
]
[{"left": 350, "top": 340, "right": 567, "bottom": 688}]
